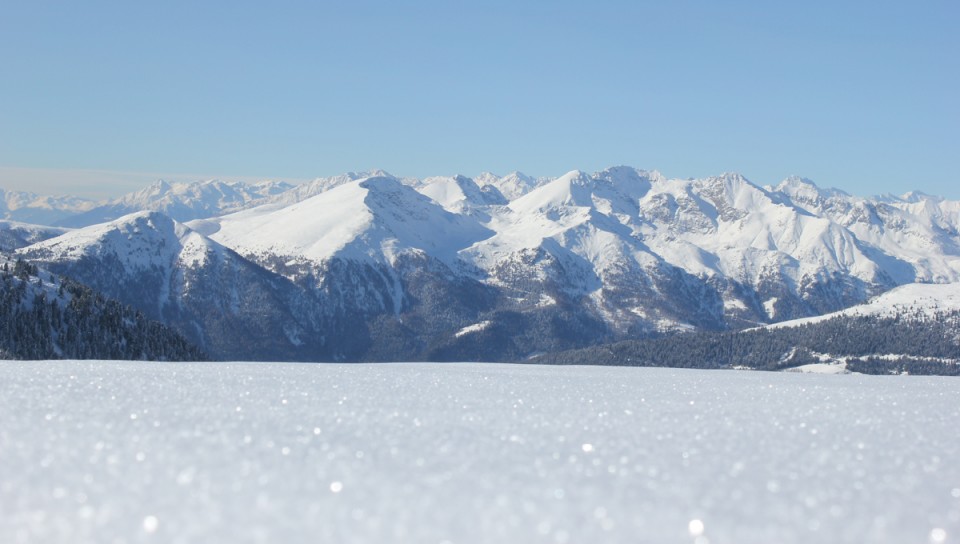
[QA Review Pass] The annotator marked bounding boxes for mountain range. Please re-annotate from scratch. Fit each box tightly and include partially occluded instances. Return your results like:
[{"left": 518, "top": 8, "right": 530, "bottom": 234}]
[{"left": 5, "top": 166, "right": 960, "bottom": 362}]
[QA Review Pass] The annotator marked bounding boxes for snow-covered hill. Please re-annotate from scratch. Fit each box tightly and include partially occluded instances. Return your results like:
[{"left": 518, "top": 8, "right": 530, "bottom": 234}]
[
  {"left": 767, "top": 282, "right": 960, "bottom": 329},
  {"left": 738, "top": 282, "right": 960, "bottom": 374}
]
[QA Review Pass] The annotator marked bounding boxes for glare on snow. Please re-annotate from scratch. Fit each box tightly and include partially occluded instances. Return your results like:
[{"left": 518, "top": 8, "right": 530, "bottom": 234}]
[{"left": 1, "top": 361, "right": 959, "bottom": 544}]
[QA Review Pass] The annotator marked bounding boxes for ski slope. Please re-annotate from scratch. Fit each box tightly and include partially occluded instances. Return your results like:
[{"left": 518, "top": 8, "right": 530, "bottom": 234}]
[{"left": 1, "top": 362, "right": 958, "bottom": 544}]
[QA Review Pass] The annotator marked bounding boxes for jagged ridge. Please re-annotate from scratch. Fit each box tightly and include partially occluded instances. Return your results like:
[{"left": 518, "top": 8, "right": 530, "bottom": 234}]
[{"left": 9, "top": 166, "right": 960, "bottom": 361}]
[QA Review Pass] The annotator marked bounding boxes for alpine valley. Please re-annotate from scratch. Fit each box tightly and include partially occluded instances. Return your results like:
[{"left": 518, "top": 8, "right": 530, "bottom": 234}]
[{"left": 5, "top": 167, "right": 960, "bottom": 368}]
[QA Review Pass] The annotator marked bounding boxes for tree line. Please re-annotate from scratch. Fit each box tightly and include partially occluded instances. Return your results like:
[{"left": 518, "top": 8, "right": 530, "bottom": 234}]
[{"left": 530, "top": 311, "right": 960, "bottom": 376}]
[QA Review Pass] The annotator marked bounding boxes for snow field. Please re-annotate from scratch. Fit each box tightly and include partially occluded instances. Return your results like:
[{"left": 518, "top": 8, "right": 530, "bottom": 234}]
[{"left": 0, "top": 361, "right": 958, "bottom": 544}]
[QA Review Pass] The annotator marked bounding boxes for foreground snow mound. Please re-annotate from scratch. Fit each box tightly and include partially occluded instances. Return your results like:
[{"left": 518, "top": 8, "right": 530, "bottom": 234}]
[{"left": 1, "top": 362, "right": 957, "bottom": 544}]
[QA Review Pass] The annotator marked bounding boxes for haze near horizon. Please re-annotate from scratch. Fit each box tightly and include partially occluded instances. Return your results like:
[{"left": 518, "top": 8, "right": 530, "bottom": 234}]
[{"left": 1, "top": 1, "right": 957, "bottom": 199}]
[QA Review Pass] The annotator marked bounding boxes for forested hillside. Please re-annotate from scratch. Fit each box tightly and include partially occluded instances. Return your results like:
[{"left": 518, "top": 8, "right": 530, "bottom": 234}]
[
  {"left": 0, "top": 259, "right": 206, "bottom": 361},
  {"left": 531, "top": 311, "right": 960, "bottom": 376}
]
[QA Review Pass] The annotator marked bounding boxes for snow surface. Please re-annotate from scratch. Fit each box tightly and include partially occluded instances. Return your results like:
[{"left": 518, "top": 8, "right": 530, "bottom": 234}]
[
  {"left": 1, "top": 361, "right": 958, "bottom": 544},
  {"left": 784, "top": 361, "right": 850, "bottom": 374}
]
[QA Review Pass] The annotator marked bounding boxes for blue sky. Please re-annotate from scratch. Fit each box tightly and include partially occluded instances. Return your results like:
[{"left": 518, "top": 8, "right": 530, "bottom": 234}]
[{"left": 1, "top": 0, "right": 957, "bottom": 199}]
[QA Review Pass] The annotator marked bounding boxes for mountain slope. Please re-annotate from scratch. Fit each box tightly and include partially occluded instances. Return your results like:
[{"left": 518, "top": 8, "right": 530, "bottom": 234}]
[
  {"left": 195, "top": 175, "right": 620, "bottom": 359},
  {"left": 0, "top": 220, "right": 69, "bottom": 251},
  {"left": 17, "top": 211, "right": 325, "bottom": 360},
  {"left": 0, "top": 257, "right": 205, "bottom": 360},
  {"left": 775, "top": 177, "right": 960, "bottom": 283},
  {"left": 461, "top": 169, "right": 724, "bottom": 334},
  {"left": 415, "top": 175, "right": 508, "bottom": 216},
  {"left": 474, "top": 171, "right": 545, "bottom": 200},
  {"left": 634, "top": 172, "right": 910, "bottom": 321}
]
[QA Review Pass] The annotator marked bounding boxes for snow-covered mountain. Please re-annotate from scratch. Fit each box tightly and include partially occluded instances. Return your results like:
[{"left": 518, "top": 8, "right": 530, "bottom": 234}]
[
  {"left": 17, "top": 211, "right": 326, "bottom": 360},
  {"left": 774, "top": 177, "right": 960, "bottom": 283},
  {"left": 474, "top": 171, "right": 547, "bottom": 200},
  {"left": 632, "top": 172, "right": 909, "bottom": 322},
  {"left": 13, "top": 166, "right": 960, "bottom": 361},
  {"left": 415, "top": 175, "right": 508, "bottom": 216},
  {"left": 200, "top": 175, "right": 492, "bottom": 269},
  {"left": 460, "top": 169, "right": 725, "bottom": 335},
  {"left": 0, "top": 188, "right": 95, "bottom": 225},
  {"left": 57, "top": 178, "right": 294, "bottom": 227},
  {"left": 190, "top": 176, "right": 512, "bottom": 359},
  {"left": 258, "top": 169, "right": 401, "bottom": 208}
]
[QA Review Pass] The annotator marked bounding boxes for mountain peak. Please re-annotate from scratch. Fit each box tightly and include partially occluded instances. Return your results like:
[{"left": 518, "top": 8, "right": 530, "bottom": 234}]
[
  {"left": 149, "top": 179, "right": 173, "bottom": 193},
  {"left": 598, "top": 165, "right": 650, "bottom": 178},
  {"left": 558, "top": 169, "right": 589, "bottom": 181},
  {"left": 503, "top": 171, "right": 535, "bottom": 182},
  {"left": 358, "top": 174, "right": 407, "bottom": 194},
  {"left": 416, "top": 175, "right": 508, "bottom": 212},
  {"left": 349, "top": 169, "right": 394, "bottom": 180},
  {"left": 775, "top": 176, "right": 849, "bottom": 203},
  {"left": 897, "top": 190, "right": 942, "bottom": 204},
  {"left": 16, "top": 209, "right": 194, "bottom": 270},
  {"left": 509, "top": 170, "right": 597, "bottom": 214},
  {"left": 595, "top": 166, "right": 655, "bottom": 196},
  {"left": 206, "top": 175, "right": 492, "bottom": 266},
  {"left": 775, "top": 176, "right": 819, "bottom": 193},
  {"left": 474, "top": 171, "right": 539, "bottom": 200},
  {"left": 695, "top": 171, "right": 761, "bottom": 197}
]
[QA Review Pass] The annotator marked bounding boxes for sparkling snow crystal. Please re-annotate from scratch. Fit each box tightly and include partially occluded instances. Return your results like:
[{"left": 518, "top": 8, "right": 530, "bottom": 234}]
[{"left": 1, "top": 361, "right": 958, "bottom": 543}]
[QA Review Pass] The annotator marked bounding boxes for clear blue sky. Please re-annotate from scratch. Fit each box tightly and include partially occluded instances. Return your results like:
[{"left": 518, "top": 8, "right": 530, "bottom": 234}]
[{"left": 1, "top": 0, "right": 957, "bottom": 199}]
